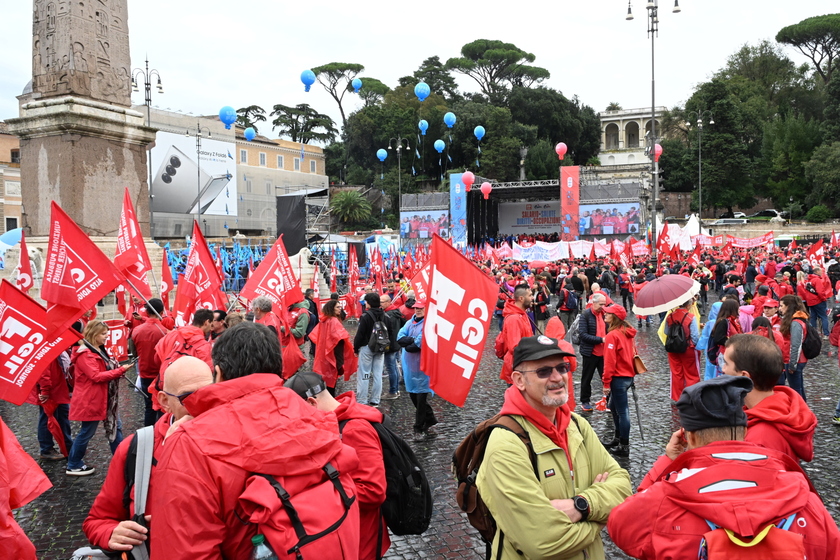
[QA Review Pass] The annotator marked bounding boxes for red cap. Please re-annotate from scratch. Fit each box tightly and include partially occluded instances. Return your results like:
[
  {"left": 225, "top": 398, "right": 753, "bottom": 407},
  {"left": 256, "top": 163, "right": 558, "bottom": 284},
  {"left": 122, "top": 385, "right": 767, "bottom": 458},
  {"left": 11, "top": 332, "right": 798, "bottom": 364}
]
[{"left": 603, "top": 304, "right": 627, "bottom": 321}]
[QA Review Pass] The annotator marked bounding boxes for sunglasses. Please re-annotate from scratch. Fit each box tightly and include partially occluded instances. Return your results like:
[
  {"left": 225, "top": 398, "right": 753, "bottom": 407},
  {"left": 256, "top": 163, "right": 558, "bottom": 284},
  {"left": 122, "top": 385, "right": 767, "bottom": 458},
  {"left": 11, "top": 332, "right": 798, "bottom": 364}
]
[
  {"left": 517, "top": 363, "right": 570, "bottom": 378},
  {"left": 162, "top": 390, "right": 195, "bottom": 404}
]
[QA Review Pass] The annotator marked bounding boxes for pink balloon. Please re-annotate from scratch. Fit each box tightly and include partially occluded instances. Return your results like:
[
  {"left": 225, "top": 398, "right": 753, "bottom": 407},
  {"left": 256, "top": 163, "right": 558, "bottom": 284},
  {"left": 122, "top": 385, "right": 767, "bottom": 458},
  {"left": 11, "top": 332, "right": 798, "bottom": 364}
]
[
  {"left": 555, "top": 142, "right": 567, "bottom": 160},
  {"left": 654, "top": 143, "right": 663, "bottom": 162},
  {"left": 480, "top": 181, "right": 492, "bottom": 200},
  {"left": 462, "top": 170, "right": 475, "bottom": 193}
]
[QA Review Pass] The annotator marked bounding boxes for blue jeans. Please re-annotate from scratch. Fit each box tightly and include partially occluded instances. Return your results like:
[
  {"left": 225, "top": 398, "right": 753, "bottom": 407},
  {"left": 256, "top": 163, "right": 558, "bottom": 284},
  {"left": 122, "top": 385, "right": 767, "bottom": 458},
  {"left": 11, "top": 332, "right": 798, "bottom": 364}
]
[
  {"left": 779, "top": 362, "right": 806, "bottom": 402},
  {"left": 809, "top": 300, "right": 830, "bottom": 336},
  {"left": 356, "top": 346, "right": 384, "bottom": 405},
  {"left": 67, "top": 418, "right": 124, "bottom": 469},
  {"left": 609, "top": 377, "right": 633, "bottom": 443},
  {"left": 38, "top": 403, "right": 72, "bottom": 454},
  {"left": 383, "top": 352, "right": 400, "bottom": 394},
  {"left": 140, "top": 377, "right": 162, "bottom": 427}
]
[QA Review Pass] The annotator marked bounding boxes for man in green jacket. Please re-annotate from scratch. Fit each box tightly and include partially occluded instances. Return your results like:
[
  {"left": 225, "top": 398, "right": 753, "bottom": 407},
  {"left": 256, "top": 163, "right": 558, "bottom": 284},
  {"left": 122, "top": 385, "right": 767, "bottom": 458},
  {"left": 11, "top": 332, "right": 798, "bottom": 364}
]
[{"left": 476, "top": 335, "right": 632, "bottom": 559}]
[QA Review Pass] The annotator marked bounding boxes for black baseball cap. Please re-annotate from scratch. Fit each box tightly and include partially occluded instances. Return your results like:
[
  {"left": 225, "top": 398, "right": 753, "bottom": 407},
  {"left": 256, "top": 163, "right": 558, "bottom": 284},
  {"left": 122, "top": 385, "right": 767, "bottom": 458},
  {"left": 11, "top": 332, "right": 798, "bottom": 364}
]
[
  {"left": 285, "top": 372, "right": 327, "bottom": 399},
  {"left": 676, "top": 375, "right": 752, "bottom": 432},
  {"left": 513, "top": 336, "right": 575, "bottom": 370}
]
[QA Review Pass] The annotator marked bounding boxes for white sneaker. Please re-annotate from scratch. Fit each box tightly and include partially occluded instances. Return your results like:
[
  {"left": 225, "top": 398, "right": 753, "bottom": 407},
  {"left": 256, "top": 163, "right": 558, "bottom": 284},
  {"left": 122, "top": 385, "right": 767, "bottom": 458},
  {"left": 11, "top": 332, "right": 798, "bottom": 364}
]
[{"left": 66, "top": 465, "right": 95, "bottom": 476}]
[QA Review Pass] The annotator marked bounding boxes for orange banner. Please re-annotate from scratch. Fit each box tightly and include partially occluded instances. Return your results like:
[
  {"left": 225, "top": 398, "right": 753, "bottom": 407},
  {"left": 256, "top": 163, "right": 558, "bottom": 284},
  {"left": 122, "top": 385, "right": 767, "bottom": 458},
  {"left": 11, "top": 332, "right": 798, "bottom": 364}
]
[{"left": 560, "top": 166, "right": 580, "bottom": 241}]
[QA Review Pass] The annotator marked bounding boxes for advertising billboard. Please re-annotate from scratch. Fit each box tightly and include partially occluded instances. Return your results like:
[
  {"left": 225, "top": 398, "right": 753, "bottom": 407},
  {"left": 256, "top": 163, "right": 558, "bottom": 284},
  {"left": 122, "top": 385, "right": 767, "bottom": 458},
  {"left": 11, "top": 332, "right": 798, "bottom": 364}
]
[
  {"left": 400, "top": 210, "right": 449, "bottom": 239},
  {"left": 498, "top": 201, "right": 561, "bottom": 235},
  {"left": 450, "top": 172, "right": 467, "bottom": 248},
  {"left": 578, "top": 202, "right": 642, "bottom": 236},
  {"left": 149, "top": 131, "right": 238, "bottom": 217}
]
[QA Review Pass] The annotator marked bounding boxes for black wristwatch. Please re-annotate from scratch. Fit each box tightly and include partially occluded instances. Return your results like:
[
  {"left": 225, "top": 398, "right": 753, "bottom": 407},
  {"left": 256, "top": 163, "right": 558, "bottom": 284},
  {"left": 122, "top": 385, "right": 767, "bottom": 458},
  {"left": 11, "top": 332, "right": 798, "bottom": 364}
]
[{"left": 573, "top": 495, "right": 590, "bottom": 521}]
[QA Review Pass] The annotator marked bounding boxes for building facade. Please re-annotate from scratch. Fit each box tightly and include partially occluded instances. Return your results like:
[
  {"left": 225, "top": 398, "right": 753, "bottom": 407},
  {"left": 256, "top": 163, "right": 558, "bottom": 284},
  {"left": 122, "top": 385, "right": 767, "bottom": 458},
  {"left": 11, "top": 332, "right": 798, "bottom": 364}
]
[{"left": 0, "top": 124, "right": 22, "bottom": 233}]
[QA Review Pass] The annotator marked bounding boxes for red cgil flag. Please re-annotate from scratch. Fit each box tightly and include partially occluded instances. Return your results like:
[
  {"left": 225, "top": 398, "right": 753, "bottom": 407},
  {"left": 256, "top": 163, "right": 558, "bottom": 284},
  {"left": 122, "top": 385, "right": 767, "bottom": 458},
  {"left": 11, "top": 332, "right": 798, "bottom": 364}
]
[
  {"left": 240, "top": 234, "right": 303, "bottom": 311},
  {"left": 721, "top": 243, "right": 733, "bottom": 260},
  {"left": 688, "top": 245, "right": 702, "bottom": 268},
  {"left": 420, "top": 234, "right": 499, "bottom": 407},
  {"left": 348, "top": 247, "right": 360, "bottom": 292},
  {"left": 329, "top": 248, "right": 338, "bottom": 293},
  {"left": 806, "top": 239, "right": 825, "bottom": 271},
  {"left": 160, "top": 247, "right": 174, "bottom": 311},
  {"left": 172, "top": 222, "right": 227, "bottom": 326},
  {"left": 371, "top": 247, "right": 385, "bottom": 294},
  {"left": 0, "top": 280, "right": 81, "bottom": 405},
  {"left": 114, "top": 188, "right": 153, "bottom": 300},
  {"left": 13, "top": 231, "right": 33, "bottom": 294},
  {"left": 41, "top": 202, "right": 125, "bottom": 336}
]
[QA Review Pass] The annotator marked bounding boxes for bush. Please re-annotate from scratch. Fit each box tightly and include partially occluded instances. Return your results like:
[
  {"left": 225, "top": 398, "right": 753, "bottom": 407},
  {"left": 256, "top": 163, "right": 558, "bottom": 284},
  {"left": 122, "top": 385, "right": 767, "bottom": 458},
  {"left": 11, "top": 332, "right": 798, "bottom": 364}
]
[{"left": 805, "top": 204, "right": 833, "bottom": 223}]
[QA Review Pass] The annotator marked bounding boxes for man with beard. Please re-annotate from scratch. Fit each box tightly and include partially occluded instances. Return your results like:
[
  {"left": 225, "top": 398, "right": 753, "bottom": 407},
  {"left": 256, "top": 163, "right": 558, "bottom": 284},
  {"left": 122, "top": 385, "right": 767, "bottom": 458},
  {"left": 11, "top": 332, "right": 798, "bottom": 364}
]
[
  {"left": 499, "top": 285, "right": 536, "bottom": 384},
  {"left": 476, "top": 336, "right": 631, "bottom": 559}
]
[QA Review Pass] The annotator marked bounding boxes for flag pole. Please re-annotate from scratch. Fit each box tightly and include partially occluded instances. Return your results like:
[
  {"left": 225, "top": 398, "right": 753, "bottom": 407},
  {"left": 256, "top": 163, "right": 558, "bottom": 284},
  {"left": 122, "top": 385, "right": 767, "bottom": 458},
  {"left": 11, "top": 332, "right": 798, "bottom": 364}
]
[{"left": 123, "top": 278, "right": 164, "bottom": 321}]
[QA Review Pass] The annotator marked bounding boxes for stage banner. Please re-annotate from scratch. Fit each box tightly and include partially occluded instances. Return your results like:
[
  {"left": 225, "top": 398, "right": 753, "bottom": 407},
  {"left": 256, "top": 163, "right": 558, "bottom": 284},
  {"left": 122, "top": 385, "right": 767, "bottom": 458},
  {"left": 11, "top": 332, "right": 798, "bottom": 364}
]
[
  {"left": 498, "top": 201, "right": 562, "bottom": 235},
  {"left": 728, "top": 232, "right": 774, "bottom": 248},
  {"left": 512, "top": 241, "right": 561, "bottom": 262},
  {"left": 560, "top": 166, "right": 580, "bottom": 241},
  {"left": 450, "top": 173, "right": 467, "bottom": 249},
  {"left": 692, "top": 234, "right": 725, "bottom": 247}
]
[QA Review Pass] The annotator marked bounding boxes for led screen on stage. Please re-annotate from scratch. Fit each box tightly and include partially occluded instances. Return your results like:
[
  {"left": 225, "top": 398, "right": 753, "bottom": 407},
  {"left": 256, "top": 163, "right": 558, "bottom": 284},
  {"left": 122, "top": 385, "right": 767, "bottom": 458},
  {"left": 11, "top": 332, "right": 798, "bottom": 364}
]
[
  {"left": 400, "top": 210, "right": 449, "bottom": 239},
  {"left": 578, "top": 202, "right": 642, "bottom": 236}
]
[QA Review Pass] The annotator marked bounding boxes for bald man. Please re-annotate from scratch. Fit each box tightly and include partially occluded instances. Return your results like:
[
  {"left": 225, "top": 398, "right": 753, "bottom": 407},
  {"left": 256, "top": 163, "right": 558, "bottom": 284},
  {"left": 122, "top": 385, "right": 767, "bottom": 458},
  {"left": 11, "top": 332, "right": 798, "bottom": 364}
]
[{"left": 83, "top": 357, "right": 214, "bottom": 553}]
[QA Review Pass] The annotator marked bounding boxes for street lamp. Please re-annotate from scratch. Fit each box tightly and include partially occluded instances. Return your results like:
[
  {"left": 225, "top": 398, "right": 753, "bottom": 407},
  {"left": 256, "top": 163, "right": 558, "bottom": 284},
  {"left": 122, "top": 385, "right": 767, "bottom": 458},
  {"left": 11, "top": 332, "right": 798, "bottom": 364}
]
[
  {"left": 131, "top": 57, "right": 164, "bottom": 238},
  {"left": 686, "top": 110, "right": 714, "bottom": 225},
  {"left": 185, "top": 122, "right": 212, "bottom": 230},
  {"left": 626, "top": 0, "right": 680, "bottom": 259},
  {"left": 388, "top": 135, "right": 410, "bottom": 215}
]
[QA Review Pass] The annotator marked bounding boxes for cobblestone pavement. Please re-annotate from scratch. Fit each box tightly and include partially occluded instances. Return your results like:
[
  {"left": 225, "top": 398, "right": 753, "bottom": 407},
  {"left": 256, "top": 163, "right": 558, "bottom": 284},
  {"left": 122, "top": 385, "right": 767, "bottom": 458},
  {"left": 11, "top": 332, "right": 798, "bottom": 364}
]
[{"left": 3, "top": 302, "right": 840, "bottom": 559}]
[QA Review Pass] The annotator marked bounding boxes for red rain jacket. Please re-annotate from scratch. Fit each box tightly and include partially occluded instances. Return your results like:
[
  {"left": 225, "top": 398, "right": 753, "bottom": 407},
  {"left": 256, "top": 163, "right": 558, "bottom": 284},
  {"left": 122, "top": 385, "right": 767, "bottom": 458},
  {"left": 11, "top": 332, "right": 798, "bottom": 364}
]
[
  {"left": 334, "top": 392, "right": 390, "bottom": 559},
  {"left": 26, "top": 358, "right": 70, "bottom": 406},
  {"left": 131, "top": 318, "right": 169, "bottom": 379},
  {"left": 499, "top": 301, "right": 534, "bottom": 383},
  {"left": 0, "top": 418, "right": 52, "bottom": 560},
  {"left": 151, "top": 374, "right": 360, "bottom": 559},
  {"left": 83, "top": 413, "right": 172, "bottom": 549},
  {"left": 310, "top": 317, "right": 358, "bottom": 388},
  {"left": 609, "top": 441, "right": 840, "bottom": 560},
  {"left": 603, "top": 326, "right": 638, "bottom": 387},
  {"left": 745, "top": 386, "right": 816, "bottom": 463},
  {"left": 257, "top": 311, "right": 306, "bottom": 379},
  {"left": 69, "top": 345, "right": 125, "bottom": 422}
]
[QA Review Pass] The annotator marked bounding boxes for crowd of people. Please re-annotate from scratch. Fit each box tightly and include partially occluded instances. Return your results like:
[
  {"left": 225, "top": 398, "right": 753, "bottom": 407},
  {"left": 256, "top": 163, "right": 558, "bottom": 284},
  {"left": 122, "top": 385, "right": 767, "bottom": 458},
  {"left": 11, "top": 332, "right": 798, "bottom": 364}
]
[{"left": 4, "top": 239, "right": 840, "bottom": 560}]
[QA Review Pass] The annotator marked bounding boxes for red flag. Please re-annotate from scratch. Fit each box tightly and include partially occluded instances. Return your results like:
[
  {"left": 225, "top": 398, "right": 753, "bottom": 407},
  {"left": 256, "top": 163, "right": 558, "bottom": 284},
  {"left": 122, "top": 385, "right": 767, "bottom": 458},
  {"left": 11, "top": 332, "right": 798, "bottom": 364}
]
[
  {"left": 688, "top": 245, "right": 702, "bottom": 268},
  {"left": 115, "top": 284, "right": 127, "bottom": 317},
  {"left": 348, "top": 247, "right": 360, "bottom": 291},
  {"left": 721, "top": 243, "right": 733, "bottom": 260},
  {"left": 420, "top": 235, "right": 499, "bottom": 407},
  {"left": 806, "top": 239, "right": 825, "bottom": 270},
  {"left": 41, "top": 202, "right": 125, "bottom": 336},
  {"left": 310, "top": 266, "right": 321, "bottom": 300},
  {"left": 408, "top": 263, "right": 432, "bottom": 303},
  {"left": 114, "top": 188, "right": 153, "bottom": 300},
  {"left": 790, "top": 238, "right": 798, "bottom": 250},
  {"left": 13, "top": 231, "right": 33, "bottom": 294},
  {"left": 588, "top": 243, "right": 595, "bottom": 262},
  {"left": 172, "top": 222, "right": 226, "bottom": 325},
  {"left": 832, "top": 230, "right": 838, "bottom": 249},
  {"left": 0, "top": 280, "right": 81, "bottom": 405},
  {"left": 240, "top": 235, "right": 303, "bottom": 310},
  {"left": 371, "top": 247, "right": 385, "bottom": 294},
  {"left": 215, "top": 246, "right": 225, "bottom": 281},
  {"left": 329, "top": 249, "right": 338, "bottom": 293},
  {"left": 160, "top": 247, "right": 174, "bottom": 311}
]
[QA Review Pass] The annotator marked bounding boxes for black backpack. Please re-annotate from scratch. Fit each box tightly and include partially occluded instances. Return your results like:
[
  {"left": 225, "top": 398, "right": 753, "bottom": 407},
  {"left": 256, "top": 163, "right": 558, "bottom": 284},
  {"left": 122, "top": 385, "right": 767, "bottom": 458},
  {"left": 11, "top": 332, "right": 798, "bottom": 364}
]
[
  {"left": 339, "top": 416, "right": 432, "bottom": 537},
  {"left": 366, "top": 311, "right": 391, "bottom": 353},
  {"left": 664, "top": 315, "right": 690, "bottom": 353},
  {"left": 600, "top": 271, "right": 616, "bottom": 290},
  {"left": 798, "top": 319, "right": 822, "bottom": 360}
]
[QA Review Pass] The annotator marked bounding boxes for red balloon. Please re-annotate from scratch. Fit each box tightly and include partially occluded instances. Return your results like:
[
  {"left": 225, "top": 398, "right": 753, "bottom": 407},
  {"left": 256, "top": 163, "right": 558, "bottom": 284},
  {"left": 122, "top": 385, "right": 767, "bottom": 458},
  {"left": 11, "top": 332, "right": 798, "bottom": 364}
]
[
  {"left": 555, "top": 142, "right": 567, "bottom": 160},
  {"left": 480, "top": 181, "right": 492, "bottom": 200},
  {"left": 654, "top": 143, "right": 663, "bottom": 162}
]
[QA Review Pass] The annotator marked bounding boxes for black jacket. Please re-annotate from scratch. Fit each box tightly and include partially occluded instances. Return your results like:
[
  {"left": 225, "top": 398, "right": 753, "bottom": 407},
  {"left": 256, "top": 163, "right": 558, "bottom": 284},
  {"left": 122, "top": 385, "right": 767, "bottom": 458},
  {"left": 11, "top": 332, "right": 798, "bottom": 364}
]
[
  {"left": 578, "top": 308, "right": 605, "bottom": 357},
  {"left": 384, "top": 309, "right": 406, "bottom": 354},
  {"left": 353, "top": 307, "right": 386, "bottom": 353}
]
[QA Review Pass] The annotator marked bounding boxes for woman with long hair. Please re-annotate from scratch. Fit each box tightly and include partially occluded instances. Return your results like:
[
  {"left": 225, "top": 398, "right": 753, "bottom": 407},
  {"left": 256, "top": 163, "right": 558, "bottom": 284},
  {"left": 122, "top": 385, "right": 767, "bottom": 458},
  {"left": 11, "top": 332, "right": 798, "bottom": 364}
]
[
  {"left": 66, "top": 320, "right": 131, "bottom": 476},
  {"left": 710, "top": 298, "right": 743, "bottom": 375},
  {"left": 600, "top": 304, "right": 638, "bottom": 458},
  {"left": 779, "top": 294, "right": 809, "bottom": 400},
  {"left": 310, "top": 299, "right": 357, "bottom": 396},
  {"left": 750, "top": 316, "right": 784, "bottom": 349}
]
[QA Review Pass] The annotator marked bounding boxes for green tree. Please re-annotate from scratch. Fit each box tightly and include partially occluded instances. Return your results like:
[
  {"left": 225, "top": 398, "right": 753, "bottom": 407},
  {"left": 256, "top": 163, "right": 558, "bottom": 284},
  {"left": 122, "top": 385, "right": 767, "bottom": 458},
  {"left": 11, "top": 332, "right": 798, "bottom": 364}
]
[
  {"left": 270, "top": 104, "right": 338, "bottom": 144},
  {"left": 236, "top": 105, "right": 266, "bottom": 133},
  {"left": 311, "top": 62, "right": 365, "bottom": 130},
  {"left": 398, "top": 56, "right": 460, "bottom": 102},
  {"left": 330, "top": 190, "right": 372, "bottom": 226},
  {"left": 525, "top": 139, "right": 573, "bottom": 180},
  {"left": 357, "top": 77, "right": 390, "bottom": 107},
  {"left": 658, "top": 138, "right": 694, "bottom": 194},
  {"left": 606, "top": 102, "right": 623, "bottom": 111},
  {"left": 759, "top": 115, "right": 822, "bottom": 205},
  {"left": 823, "top": 61, "right": 840, "bottom": 142},
  {"left": 446, "top": 40, "right": 549, "bottom": 104},
  {"left": 805, "top": 141, "right": 840, "bottom": 210},
  {"left": 777, "top": 14, "right": 840, "bottom": 84}
]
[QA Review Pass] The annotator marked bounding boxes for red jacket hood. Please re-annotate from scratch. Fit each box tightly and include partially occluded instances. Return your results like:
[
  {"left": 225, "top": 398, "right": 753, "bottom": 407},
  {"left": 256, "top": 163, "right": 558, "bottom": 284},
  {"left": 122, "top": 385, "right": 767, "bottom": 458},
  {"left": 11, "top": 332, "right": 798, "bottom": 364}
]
[
  {"left": 502, "top": 299, "right": 527, "bottom": 318},
  {"left": 179, "top": 325, "right": 209, "bottom": 345},
  {"left": 334, "top": 391, "right": 383, "bottom": 424},
  {"left": 182, "top": 374, "right": 349, "bottom": 477},
  {"left": 658, "top": 441, "right": 812, "bottom": 536},
  {"left": 746, "top": 386, "right": 817, "bottom": 459}
]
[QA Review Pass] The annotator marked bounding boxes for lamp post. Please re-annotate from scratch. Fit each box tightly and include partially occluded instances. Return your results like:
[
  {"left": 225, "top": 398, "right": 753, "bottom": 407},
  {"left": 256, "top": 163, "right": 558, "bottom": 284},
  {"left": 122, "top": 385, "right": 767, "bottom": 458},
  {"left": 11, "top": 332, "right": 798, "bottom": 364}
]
[
  {"left": 186, "top": 122, "right": 212, "bottom": 231},
  {"left": 687, "top": 110, "right": 714, "bottom": 225},
  {"left": 388, "top": 135, "right": 410, "bottom": 215},
  {"left": 131, "top": 57, "right": 163, "bottom": 238},
  {"left": 626, "top": 0, "right": 680, "bottom": 259}
]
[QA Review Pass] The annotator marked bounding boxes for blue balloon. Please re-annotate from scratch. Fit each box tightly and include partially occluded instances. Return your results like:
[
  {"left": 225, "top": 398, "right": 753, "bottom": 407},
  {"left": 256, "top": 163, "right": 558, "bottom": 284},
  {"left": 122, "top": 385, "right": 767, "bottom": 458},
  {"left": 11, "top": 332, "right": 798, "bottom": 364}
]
[
  {"left": 414, "top": 81, "right": 430, "bottom": 102},
  {"left": 244, "top": 127, "right": 256, "bottom": 141},
  {"left": 434, "top": 139, "right": 445, "bottom": 153},
  {"left": 474, "top": 125, "right": 486, "bottom": 141},
  {"left": 444, "top": 112, "right": 456, "bottom": 128},
  {"left": 301, "top": 69, "right": 316, "bottom": 92},
  {"left": 352, "top": 78, "right": 362, "bottom": 93},
  {"left": 418, "top": 120, "right": 429, "bottom": 135},
  {"left": 219, "top": 106, "right": 237, "bottom": 129},
  {"left": 377, "top": 148, "right": 388, "bottom": 162}
]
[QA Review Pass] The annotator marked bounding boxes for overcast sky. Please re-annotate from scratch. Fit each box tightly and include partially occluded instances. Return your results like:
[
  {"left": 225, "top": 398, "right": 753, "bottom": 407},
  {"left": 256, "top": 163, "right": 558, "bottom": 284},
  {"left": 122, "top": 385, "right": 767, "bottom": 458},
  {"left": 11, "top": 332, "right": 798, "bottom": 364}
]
[{"left": 1, "top": 1, "right": 836, "bottom": 140}]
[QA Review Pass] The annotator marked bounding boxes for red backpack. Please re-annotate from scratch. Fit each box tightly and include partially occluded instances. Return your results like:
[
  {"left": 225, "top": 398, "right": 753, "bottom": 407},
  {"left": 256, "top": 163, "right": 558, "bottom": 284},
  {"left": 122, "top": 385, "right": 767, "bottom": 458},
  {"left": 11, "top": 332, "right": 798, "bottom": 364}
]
[{"left": 699, "top": 514, "right": 805, "bottom": 560}]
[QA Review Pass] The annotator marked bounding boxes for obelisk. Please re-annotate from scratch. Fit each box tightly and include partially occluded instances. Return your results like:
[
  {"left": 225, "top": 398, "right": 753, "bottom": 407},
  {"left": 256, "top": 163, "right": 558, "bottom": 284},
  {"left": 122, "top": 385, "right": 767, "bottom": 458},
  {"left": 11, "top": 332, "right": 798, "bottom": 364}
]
[{"left": 6, "top": 0, "right": 157, "bottom": 237}]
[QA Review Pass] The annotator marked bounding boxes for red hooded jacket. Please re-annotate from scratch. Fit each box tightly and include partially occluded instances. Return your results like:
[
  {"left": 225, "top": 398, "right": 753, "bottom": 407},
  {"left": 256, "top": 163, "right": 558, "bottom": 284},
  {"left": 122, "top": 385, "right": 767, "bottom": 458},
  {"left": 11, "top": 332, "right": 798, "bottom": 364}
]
[
  {"left": 25, "top": 359, "right": 70, "bottom": 406},
  {"left": 797, "top": 274, "right": 828, "bottom": 306},
  {"left": 334, "top": 392, "right": 390, "bottom": 560},
  {"left": 745, "top": 386, "right": 816, "bottom": 463},
  {"left": 83, "top": 413, "right": 172, "bottom": 549},
  {"left": 151, "top": 374, "right": 360, "bottom": 559},
  {"left": 609, "top": 441, "right": 839, "bottom": 560},
  {"left": 603, "top": 325, "right": 638, "bottom": 387},
  {"left": 499, "top": 300, "right": 534, "bottom": 383},
  {"left": 131, "top": 318, "right": 169, "bottom": 379},
  {"left": 311, "top": 317, "right": 358, "bottom": 388},
  {"left": 69, "top": 344, "right": 126, "bottom": 422}
]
